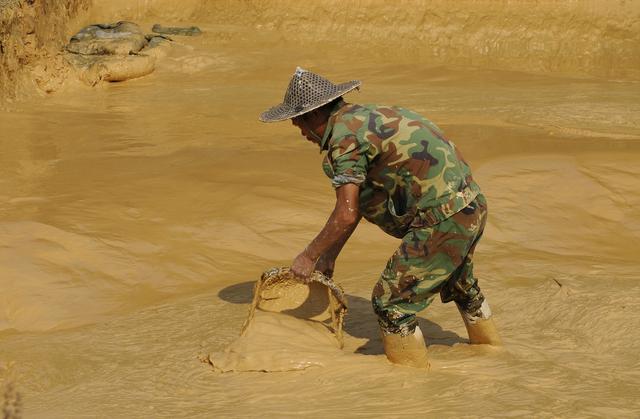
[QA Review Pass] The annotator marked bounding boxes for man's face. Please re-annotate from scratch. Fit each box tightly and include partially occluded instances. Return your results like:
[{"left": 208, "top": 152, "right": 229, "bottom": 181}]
[{"left": 291, "top": 112, "right": 326, "bottom": 146}]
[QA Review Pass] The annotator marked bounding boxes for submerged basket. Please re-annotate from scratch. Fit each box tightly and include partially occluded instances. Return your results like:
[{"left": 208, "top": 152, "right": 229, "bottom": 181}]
[{"left": 241, "top": 267, "right": 348, "bottom": 347}]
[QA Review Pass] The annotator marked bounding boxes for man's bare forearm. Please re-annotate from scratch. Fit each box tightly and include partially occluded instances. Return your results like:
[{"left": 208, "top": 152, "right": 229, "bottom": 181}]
[
  {"left": 321, "top": 215, "right": 361, "bottom": 260},
  {"left": 290, "top": 183, "right": 361, "bottom": 279},
  {"left": 303, "top": 208, "right": 359, "bottom": 261},
  {"left": 303, "top": 183, "right": 360, "bottom": 261}
]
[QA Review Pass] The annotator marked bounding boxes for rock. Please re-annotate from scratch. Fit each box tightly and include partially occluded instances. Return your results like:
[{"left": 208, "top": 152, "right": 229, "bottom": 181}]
[
  {"left": 140, "top": 34, "right": 173, "bottom": 59},
  {"left": 152, "top": 24, "right": 201, "bottom": 36},
  {"left": 65, "top": 21, "right": 161, "bottom": 85},
  {"left": 66, "top": 21, "right": 147, "bottom": 55}
]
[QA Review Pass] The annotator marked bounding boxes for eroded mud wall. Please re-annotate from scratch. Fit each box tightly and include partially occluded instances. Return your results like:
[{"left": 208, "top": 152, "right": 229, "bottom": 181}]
[
  {"left": 1, "top": 0, "right": 639, "bottom": 103},
  {"left": 0, "top": 0, "right": 89, "bottom": 102},
  {"left": 88, "top": 0, "right": 640, "bottom": 80}
]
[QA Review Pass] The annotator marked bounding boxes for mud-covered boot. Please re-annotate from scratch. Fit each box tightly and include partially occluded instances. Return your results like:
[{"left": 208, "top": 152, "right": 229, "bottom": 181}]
[
  {"left": 381, "top": 326, "right": 430, "bottom": 369},
  {"left": 458, "top": 299, "right": 502, "bottom": 345}
]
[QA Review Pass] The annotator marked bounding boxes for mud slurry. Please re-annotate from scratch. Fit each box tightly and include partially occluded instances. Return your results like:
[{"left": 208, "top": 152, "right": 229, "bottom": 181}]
[
  {"left": 208, "top": 311, "right": 344, "bottom": 372},
  {"left": 1, "top": 1, "right": 640, "bottom": 418}
]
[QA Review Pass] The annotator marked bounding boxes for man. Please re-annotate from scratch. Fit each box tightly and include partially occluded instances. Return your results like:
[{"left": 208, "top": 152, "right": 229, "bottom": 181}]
[{"left": 259, "top": 67, "right": 501, "bottom": 369}]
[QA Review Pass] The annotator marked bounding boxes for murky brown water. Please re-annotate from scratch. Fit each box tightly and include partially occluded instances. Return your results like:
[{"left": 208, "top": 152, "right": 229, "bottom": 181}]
[{"left": 1, "top": 7, "right": 640, "bottom": 418}]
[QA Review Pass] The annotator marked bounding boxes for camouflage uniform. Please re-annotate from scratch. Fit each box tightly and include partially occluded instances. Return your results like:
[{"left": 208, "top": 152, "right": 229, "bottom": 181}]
[{"left": 321, "top": 101, "right": 487, "bottom": 335}]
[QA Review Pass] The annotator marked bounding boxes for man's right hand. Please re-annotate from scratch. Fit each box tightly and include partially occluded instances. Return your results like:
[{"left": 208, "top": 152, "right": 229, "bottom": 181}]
[{"left": 314, "top": 253, "right": 336, "bottom": 278}]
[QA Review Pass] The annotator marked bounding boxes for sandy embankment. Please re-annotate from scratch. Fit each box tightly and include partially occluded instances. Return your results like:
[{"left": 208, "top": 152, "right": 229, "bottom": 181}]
[
  {"left": 2, "top": 0, "right": 640, "bottom": 105},
  {"left": 0, "top": 0, "right": 90, "bottom": 102}
]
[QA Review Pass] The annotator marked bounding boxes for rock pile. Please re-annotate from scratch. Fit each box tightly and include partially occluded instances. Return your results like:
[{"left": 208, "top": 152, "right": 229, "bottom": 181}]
[{"left": 65, "top": 21, "right": 200, "bottom": 86}]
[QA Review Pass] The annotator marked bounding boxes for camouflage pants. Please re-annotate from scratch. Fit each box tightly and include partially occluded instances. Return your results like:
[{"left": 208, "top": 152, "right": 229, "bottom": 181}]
[{"left": 372, "top": 194, "right": 488, "bottom": 335}]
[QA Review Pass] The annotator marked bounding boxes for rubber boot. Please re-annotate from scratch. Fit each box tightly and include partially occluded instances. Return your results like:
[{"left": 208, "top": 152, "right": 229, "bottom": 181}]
[
  {"left": 458, "top": 299, "right": 502, "bottom": 346},
  {"left": 381, "top": 326, "right": 430, "bottom": 369}
]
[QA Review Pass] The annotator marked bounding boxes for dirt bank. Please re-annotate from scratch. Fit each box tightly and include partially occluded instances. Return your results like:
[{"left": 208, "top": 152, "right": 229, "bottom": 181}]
[
  {"left": 80, "top": 0, "right": 640, "bottom": 81},
  {"left": 0, "top": 0, "right": 89, "bottom": 103},
  {"left": 2, "top": 0, "right": 640, "bottom": 105}
]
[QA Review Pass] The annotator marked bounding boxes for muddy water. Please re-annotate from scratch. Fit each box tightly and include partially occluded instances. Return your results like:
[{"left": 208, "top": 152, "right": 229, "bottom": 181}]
[{"left": 1, "top": 17, "right": 640, "bottom": 418}]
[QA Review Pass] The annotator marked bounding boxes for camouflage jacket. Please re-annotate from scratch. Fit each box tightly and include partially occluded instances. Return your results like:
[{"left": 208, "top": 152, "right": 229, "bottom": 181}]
[{"left": 321, "top": 101, "right": 481, "bottom": 238}]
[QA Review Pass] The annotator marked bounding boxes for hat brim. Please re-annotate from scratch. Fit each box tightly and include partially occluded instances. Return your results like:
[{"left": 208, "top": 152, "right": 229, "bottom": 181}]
[{"left": 259, "top": 80, "right": 361, "bottom": 123}]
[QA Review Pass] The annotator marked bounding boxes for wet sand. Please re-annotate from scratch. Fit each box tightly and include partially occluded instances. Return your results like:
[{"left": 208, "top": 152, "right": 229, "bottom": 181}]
[{"left": 1, "top": 2, "right": 640, "bottom": 418}]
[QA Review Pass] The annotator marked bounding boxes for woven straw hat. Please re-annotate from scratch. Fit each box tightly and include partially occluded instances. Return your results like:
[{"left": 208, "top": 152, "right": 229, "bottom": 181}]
[{"left": 259, "top": 67, "right": 361, "bottom": 123}]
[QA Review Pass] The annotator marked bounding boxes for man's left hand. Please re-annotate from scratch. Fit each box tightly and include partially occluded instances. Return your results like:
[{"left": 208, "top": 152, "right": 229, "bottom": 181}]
[{"left": 291, "top": 250, "right": 316, "bottom": 281}]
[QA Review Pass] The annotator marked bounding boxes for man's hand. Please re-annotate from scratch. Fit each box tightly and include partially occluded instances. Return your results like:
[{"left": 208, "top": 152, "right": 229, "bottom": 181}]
[
  {"left": 315, "top": 253, "right": 336, "bottom": 278},
  {"left": 291, "top": 183, "right": 361, "bottom": 282},
  {"left": 291, "top": 250, "right": 316, "bottom": 281}
]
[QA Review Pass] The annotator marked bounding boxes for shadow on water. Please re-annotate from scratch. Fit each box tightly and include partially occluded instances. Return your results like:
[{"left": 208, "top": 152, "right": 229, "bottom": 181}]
[
  {"left": 217, "top": 281, "right": 255, "bottom": 304},
  {"left": 217, "top": 280, "right": 466, "bottom": 355}
]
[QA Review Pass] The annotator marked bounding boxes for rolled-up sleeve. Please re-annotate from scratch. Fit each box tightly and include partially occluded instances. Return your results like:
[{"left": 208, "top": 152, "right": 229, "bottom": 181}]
[{"left": 328, "top": 135, "right": 369, "bottom": 188}]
